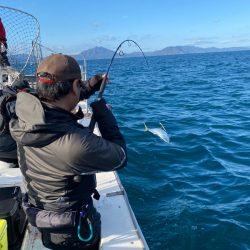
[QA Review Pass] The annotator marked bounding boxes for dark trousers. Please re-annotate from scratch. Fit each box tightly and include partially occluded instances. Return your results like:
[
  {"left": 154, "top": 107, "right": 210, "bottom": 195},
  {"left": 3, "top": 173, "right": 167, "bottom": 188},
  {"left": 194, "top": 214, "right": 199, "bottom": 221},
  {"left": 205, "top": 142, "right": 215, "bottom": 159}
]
[{"left": 41, "top": 206, "right": 101, "bottom": 250}]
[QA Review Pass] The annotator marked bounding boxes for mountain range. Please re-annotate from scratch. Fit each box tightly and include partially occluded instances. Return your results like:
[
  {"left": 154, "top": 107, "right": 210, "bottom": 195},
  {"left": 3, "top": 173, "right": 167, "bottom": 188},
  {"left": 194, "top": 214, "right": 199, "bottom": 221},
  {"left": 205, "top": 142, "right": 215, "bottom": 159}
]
[{"left": 72, "top": 45, "right": 250, "bottom": 60}]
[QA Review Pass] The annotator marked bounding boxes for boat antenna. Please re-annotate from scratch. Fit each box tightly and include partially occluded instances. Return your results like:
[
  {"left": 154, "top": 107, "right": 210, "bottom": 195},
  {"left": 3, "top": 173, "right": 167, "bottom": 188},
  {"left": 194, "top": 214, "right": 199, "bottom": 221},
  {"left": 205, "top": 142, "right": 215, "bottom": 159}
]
[{"left": 89, "top": 39, "right": 149, "bottom": 131}]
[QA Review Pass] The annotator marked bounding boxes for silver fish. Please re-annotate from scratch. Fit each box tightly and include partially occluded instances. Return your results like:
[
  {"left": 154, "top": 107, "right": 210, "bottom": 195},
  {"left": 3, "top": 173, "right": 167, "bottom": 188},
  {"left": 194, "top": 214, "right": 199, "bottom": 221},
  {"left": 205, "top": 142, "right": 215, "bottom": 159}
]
[{"left": 144, "top": 122, "right": 170, "bottom": 143}]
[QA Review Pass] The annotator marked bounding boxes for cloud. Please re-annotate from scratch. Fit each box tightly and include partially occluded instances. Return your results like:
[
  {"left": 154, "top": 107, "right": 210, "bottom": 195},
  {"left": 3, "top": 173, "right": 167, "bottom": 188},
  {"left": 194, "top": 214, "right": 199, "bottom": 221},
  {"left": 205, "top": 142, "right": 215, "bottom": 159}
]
[
  {"left": 114, "top": 34, "right": 161, "bottom": 51},
  {"left": 184, "top": 36, "right": 218, "bottom": 46},
  {"left": 41, "top": 44, "right": 66, "bottom": 54},
  {"left": 219, "top": 37, "right": 250, "bottom": 46},
  {"left": 43, "top": 42, "right": 97, "bottom": 55},
  {"left": 235, "top": 38, "right": 250, "bottom": 43},
  {"left": 212, "top": 18, "right": 221, "bottom": 24},
  {"left": 229, "top": 34, "right": 250, "bottom": 43},
  {"left": 184, "top": 34, "right": 250, "bottom": 48},
  {"left": 71, "top": 33, "right": 158, "bottom": 53},
  {"left": 95, "top": 34, "right": 119, "bottom": 43},
  {"left": 45, "top": 34, "right": 121, "bottom": 54},
  {"left": 126, "top": 34, "right": 155, "bottom": 41},
  {"left": 93, "top": 34, "right": 121, "bottom": 49},
  {"left": 91, "top": 21, "right": 102, "bottom": 29}
]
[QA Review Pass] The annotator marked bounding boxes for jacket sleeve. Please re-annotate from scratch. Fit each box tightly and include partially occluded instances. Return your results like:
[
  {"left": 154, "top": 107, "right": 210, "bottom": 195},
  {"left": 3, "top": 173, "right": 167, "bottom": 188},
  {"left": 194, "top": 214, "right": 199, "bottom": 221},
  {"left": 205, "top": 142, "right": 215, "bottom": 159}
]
[
  {"left": 91, "top": 99, "right": 126, "bottom": 150},
  {"left": 70, "top": 99, "right": 127, "bottom": 174}
]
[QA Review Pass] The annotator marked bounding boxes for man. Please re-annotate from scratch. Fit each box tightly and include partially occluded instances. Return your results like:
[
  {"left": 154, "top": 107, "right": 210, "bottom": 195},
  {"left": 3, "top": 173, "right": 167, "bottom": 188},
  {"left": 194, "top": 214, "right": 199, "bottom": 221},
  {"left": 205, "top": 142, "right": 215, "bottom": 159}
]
[
  {"left": 0, "top": 80, "right": 34, "bottom": 167},
  {"left": 10, "top": 54, "right": 127, "bottom": 249},
  {"left": 0, "top": 17, "right": 10, "bottom": 67}
]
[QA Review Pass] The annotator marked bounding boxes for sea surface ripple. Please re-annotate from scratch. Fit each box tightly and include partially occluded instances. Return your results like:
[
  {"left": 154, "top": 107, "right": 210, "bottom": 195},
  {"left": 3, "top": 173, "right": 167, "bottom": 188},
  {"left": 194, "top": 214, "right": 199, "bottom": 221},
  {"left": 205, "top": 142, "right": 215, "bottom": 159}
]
[{"left": 85, "top": 51, "right": 250, "bottom": 250}]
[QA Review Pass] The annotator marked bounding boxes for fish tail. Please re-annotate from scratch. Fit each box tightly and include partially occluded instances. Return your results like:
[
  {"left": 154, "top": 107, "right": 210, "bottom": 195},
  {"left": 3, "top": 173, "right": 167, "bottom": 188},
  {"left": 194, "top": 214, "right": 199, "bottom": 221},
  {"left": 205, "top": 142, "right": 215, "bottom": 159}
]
[
  {"left": 144, "top": 122, "right": 148, "bottom": 131},
  {"left": 160, "top": 122, "right": 166, "bottom": 131}
]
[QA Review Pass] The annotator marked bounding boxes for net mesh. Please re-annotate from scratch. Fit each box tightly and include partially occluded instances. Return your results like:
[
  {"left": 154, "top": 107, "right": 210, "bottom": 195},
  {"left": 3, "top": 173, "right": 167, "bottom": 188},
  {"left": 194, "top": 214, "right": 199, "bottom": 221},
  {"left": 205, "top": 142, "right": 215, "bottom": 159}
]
[{"left": 0, "top": 6, "right": 42, "bottom": 76}]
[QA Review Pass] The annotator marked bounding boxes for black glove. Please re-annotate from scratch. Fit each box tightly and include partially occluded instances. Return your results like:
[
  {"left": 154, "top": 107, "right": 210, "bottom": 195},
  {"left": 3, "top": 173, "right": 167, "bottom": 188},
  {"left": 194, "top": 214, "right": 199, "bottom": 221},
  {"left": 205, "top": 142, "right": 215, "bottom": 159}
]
[
  {"left": 90, "top": 98, "right": 117, "bottom": 134},
  {"left": 90, "top": 98, "right": 110, "bottom": 120},
  {"left": 87, "top": 74, "right": 105, "bottom": 92},
  {"left": 79, "top": 74, "right": 105, "bottom": 100}
]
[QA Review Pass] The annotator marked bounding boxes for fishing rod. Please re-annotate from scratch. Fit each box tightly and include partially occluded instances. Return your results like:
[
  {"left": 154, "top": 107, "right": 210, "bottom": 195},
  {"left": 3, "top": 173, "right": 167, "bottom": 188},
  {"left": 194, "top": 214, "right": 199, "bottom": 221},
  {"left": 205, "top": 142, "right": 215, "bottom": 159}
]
[
  {"left": 97, "top": 39, "right": 149, "bottom": 100},
  {"left": 89, "top": 39, "right": 149, "bottom": 131}
]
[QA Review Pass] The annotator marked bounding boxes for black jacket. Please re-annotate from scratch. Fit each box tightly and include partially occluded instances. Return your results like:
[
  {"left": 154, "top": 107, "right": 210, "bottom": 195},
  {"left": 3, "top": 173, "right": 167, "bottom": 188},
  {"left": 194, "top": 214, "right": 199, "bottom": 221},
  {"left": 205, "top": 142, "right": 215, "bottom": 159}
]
[
  {"left": 0, "top": 87, "right": 17, "bottom": 162},
  {"left": 10, "top": 93, "right": 126, "bottom": 212}
]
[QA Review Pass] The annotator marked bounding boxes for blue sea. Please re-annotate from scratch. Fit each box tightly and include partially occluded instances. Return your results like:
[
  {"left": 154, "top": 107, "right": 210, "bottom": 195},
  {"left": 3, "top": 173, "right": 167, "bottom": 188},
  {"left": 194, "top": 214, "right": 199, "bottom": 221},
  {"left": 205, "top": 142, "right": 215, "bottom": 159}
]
[
  {"left": 84, "top": 51, "right": 250, "bottom": 250},
  {"left": 24, "top": 50, "right": 250, "bottom": 250}
]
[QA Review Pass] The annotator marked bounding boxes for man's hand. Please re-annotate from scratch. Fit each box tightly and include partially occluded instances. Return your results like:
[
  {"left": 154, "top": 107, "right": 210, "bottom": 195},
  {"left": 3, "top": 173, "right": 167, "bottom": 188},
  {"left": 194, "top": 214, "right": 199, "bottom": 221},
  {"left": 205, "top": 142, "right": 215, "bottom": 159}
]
[
  {"left": 79, "top": 74, "right": 109, "bottom": 100},
  {"left": 87, "top": 74, "right": 107, "bottom": 92}
]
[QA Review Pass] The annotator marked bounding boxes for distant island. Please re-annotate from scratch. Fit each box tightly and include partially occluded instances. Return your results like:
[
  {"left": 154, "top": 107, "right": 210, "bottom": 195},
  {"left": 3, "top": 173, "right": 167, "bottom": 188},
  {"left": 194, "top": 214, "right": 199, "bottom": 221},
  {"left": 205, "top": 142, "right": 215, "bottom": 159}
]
[
  {"left": 10, "top": 45, "right": 250, "bottom": 63},
  {"left": 72, "top": 45, "right": 250, "bottom": 60}
]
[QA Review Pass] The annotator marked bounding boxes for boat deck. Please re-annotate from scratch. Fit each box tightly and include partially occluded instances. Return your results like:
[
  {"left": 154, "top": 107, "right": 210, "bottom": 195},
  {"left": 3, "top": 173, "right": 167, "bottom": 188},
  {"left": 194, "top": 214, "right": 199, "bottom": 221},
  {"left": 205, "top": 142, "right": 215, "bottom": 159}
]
[
  {"left": 0, "top": 168, "right": 148, "bottom": 249},
  {"left": 95, "top": 171, "right": 147, "bottom": 249}
]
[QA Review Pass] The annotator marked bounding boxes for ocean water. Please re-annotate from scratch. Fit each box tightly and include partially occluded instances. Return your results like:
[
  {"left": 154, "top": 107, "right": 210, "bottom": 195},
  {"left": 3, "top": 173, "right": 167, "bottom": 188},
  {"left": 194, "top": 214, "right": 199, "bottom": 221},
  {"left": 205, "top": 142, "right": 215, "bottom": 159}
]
[{"left": 84, "top": 51, "right": 250, "bottom": 250}]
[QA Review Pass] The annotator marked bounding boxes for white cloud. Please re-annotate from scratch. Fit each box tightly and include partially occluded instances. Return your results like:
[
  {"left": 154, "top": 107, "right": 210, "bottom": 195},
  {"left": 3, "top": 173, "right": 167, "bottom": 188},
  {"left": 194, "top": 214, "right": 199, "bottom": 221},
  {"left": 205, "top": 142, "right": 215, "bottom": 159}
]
[
  {"left": 184, "top": 34, "right": 250, "bottom": 48},
  {"left": 91, "top": 21, "right": 102, "bottom": 29},
  {"left": 185, "top": 36, "right": 218, "bottom": 45}
]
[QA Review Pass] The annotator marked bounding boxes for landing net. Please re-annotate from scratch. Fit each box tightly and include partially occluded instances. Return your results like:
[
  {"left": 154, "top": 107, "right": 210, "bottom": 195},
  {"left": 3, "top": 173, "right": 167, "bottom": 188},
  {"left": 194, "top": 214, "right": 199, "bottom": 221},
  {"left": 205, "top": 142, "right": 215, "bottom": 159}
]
[{"left": 0, "top": 6, "right": 42, "bottom": 77}]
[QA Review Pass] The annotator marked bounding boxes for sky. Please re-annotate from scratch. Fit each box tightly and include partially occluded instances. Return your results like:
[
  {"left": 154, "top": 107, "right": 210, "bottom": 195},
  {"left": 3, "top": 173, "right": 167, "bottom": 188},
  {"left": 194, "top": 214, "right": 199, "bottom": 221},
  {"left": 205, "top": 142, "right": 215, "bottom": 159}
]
[{"left": 1, "top": 0, "right": 250, "bottom": 54}]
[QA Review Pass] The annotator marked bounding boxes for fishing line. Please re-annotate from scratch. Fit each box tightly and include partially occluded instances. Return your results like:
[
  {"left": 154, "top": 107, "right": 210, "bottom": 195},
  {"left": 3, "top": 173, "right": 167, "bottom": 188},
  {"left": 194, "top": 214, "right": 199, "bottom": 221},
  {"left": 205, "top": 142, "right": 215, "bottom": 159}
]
[
  {"left": 89, "top": 39, "right": 149, "bottom": 131},
  {"left": 97, "top": 39, "right": 149, "bottom": 100}
]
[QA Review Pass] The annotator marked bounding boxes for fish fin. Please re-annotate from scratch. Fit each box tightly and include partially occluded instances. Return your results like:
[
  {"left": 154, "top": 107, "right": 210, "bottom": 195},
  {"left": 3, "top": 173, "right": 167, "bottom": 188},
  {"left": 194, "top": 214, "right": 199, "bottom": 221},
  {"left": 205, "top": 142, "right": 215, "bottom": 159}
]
[
  {"left": 159, "top": 122, "right": 166, "bottom": 131},
  {"left": 144, "top": 122, "right": 148, "bottom": 131}
]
